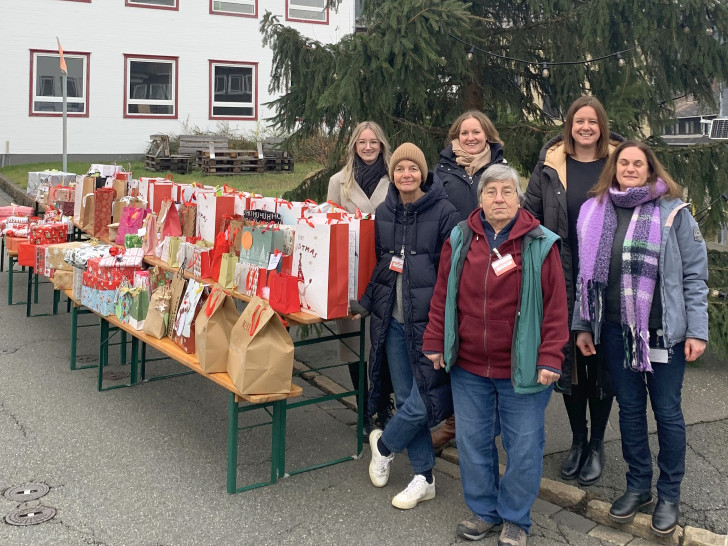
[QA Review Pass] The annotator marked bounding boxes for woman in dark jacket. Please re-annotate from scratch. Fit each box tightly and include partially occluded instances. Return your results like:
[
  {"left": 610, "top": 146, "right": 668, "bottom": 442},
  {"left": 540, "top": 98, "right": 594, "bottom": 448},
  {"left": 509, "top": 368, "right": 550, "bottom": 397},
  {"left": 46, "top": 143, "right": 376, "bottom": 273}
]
[
  {"left": 523, "top": 95, "right": 624, "bottom": 486},
  {"left": 353, "top": 143, "right": 459, "bottom": 510},
  {"left": 433, "top": 110, "right": 506, "bottom": 223},
  {"left": 430, "top": 110, "right": 505, "bottom": 449}
]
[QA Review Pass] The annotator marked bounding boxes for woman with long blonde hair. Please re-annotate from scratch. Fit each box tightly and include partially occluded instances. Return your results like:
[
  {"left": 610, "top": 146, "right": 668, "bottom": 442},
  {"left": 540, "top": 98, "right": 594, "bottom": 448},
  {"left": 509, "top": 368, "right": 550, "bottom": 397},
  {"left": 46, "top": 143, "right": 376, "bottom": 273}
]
[{"left": 328, "top": 121, "right": 394, "bottom": 439}]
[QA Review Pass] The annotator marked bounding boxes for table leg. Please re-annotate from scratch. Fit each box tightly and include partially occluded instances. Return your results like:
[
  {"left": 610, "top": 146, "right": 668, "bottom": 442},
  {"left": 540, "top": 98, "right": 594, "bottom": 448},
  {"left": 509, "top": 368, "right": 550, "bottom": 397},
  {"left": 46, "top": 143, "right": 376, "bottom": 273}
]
[
  {"left": 97, "top": 319, "right": 109, "bottom": 391},
  {"left": 227, "top": 394, "right": 239, "bottom": 494},
  {"left": 33, "top": 269, "right": 39, "bottom": 304},
  {"left": 26, "top": 267, "right": 33, "bottom": 317},
  {"left": 70, "top": 304, "right": 78, "bottom": 370},
  {"left": 8, "top": 255, "right": 14, "bottom": 305},
  {"left": 272, "top": 399, "right": 287, "bottom": 482},
  {"left": 130, "top": 337, "right": 139, "bottom": 385},
  {"left": 120, "top": 331, "right": 127, "bottom": 366},
  {"left": 52, "top": 289, "right": 60, "bottom": 315}
]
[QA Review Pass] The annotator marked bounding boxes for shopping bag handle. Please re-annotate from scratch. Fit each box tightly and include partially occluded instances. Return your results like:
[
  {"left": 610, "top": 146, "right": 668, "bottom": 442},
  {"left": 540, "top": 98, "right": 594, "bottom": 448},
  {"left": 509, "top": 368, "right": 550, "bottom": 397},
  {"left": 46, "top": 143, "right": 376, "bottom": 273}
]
[
  {"left": 249, "top": 304, "right": 263, "bottom": 335},
  {"left": 205, "top": 290, "right": 221, "bottom": 316}
]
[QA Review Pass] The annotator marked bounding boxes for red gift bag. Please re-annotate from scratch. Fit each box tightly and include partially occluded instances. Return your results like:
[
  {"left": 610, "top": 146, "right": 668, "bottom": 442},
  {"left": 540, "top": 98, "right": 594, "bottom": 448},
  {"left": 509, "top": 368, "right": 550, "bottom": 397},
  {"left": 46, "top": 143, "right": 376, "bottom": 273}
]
[
  {"left": 209, "top": 226, "right": 237, "bottom": 281},
  {"left": 157, "top": 199, "right": 182, "bottom": 238},
  {"left": 268, "top": 271, "right": 301, "bottom": 315},
  {"left": 93, "top": 187, "right": 116, "bottom": 239}
]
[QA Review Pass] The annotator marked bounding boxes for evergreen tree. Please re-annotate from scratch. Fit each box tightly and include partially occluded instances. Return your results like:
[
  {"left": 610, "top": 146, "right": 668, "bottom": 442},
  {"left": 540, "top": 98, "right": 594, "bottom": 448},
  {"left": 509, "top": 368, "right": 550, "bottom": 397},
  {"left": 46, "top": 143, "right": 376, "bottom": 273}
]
[{"left": 261, "top": 0, "right": 728, "bottom": 232}]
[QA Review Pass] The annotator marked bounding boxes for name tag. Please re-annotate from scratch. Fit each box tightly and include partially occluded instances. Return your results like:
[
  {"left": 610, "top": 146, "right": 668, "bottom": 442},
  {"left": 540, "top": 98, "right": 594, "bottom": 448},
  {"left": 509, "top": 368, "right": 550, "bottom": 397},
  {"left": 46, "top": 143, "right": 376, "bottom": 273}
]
[
  {"left": 649, "top": 347, "right": 669, "bottom": 364},
  {"left": 389, "top": 256, "right": 404, "bottom": 273},
  {"left": 492, "top": 254, "right": 516, "bottom": 276}
]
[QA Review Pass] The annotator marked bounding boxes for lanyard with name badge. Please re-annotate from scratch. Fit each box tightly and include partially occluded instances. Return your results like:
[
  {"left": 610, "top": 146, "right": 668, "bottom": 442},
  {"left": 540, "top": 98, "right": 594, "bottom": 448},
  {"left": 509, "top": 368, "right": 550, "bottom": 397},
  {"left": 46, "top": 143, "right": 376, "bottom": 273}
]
[
  {"left": 491, "top": 248, "right": 516, "bottom": 276},
  {"left": 390, "top": 245, "right": 404, "bottom": 273}
]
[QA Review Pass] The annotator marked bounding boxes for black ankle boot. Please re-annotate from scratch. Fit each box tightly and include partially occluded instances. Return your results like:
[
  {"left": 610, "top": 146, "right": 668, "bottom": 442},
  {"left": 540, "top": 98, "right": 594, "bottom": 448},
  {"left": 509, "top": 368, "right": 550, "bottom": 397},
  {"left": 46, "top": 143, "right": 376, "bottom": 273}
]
[
  {"left": 376, "top": 401, "right": 394, "bottom": 429},
  {"left": 651, "top": 499, "right": 680, "bottom": 537},
  {"left": 362, "top": 416, "right": 374, "bottom": 443},
  {"left": 561, "top": 435, "right": 588, "bottom": 480},
  {"left": 609, "top": 491, "right": 653, "bottom": 523},
  {"left": 578, "top": 438, "right": 605, "bottom": 486}
]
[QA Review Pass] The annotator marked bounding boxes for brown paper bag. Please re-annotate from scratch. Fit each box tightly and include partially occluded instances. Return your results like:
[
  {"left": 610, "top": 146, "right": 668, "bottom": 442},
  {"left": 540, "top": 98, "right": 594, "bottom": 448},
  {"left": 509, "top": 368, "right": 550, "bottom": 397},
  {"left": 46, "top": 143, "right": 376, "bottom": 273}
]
[
  {"left": 180, "top": 203, "right": 197, "bottom": 238},
  {"left": 195, "top": 286, "right": 239, "bottom": 373},
  {"left": 113, "top": 196, "right": 145, "bottom": 223},
  {"left": 109, "top": 178, "right": 127, "bottom": 201},
  {"left": 166, "top": 268, "right": 188, "bottom": 339},
  {"left": 81, "top": 194, "right": 95, "bottom": 233},
  {"left": 144, "top": 284, "right": 172, "bottom": 339},
  {"left": 226, "top": 296, "right": 294, "bottom": 394}
]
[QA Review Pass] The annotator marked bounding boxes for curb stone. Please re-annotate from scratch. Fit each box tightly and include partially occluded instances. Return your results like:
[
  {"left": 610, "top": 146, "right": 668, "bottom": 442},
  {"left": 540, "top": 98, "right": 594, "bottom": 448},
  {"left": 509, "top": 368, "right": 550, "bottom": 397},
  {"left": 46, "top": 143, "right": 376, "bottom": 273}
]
[{"left": 0, "top": 173, "right": 35, "bottom": 207}]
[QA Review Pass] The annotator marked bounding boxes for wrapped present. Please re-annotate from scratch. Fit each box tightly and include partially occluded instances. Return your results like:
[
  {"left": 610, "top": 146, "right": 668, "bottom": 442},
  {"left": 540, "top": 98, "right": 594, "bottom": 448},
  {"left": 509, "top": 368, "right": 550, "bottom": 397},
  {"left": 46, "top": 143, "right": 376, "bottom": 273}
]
[
  {"left": 29, "top": 223, "right": 67, "bottom": 245},
  {"left": 99, "top": 247, "right": 144, "bottom": 268},
  {"left": 46, "top": 241, "right": 85, "bottom": 271},
  {"left": 82, "top": 284, "right": 117, "bottom": 316},
  {"left": 72, "top": 266, "right": 84, "bottom": 300},
  {"left": 124, "top": 234, "right": 143, "bottom": 248},
  {"left": 44, "top": 207, "right": 62, "bottom": 223},
  {"left": 34, "top": 244, "right": 49, "bottom": 276},
  {"left": 55, "top": 200, "right": 75, "bottom": 217},
  {"left": 5, "top": 236, "right": 28, "bottom": 253},
  {"left": 64, "top": 243, "right": 111, "bottom": 269},
  {"left": 17, "top": 242, "right": 36, "bottom": 267},
  {"left": 89, "top": 164, "right": 123, "bottom": 178},
  {"left": 52, "top": 269, "right": 73, "bottom": 291},
  {"left": 128, "top": 288, "right": 149, "bottom": 330},
  {"left": 55, "top": 187, "right": 75, "bottom": 202}
]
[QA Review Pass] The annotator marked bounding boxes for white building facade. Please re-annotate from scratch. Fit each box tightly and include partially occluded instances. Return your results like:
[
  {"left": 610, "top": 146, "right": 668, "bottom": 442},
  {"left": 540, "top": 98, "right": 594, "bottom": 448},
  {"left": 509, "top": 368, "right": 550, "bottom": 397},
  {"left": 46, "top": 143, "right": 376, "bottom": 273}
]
[{"left": 0, "top": 0, "right": 355, "bottom": 163}]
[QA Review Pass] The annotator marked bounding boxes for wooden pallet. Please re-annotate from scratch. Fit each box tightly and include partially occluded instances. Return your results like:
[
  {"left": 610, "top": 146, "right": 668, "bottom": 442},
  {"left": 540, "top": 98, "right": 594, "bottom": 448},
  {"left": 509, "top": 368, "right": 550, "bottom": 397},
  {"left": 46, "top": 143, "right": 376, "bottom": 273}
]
[
  {"left": 145, "top": 154, "right": 193, "bottom": 174},
  {"left": 178, "top": 134, "right": 228, "bottom": 157}
]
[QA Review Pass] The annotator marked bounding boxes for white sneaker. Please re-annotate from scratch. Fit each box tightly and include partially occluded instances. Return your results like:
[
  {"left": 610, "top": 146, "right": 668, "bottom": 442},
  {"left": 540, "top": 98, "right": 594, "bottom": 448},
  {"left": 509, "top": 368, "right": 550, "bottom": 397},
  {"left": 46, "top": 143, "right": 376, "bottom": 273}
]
[
  {"left": 369, "top": 429, "right": 393, "bottom": 487},
  {"left": 391, "top": 474, "right": 436, "bottom": 509}
]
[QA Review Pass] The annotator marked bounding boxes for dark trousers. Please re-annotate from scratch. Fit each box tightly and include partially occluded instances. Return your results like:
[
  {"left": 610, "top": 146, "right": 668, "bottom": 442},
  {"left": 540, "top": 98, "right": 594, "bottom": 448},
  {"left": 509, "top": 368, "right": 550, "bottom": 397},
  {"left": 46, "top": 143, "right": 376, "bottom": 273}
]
[{"left": 563, "top": 349, "right": 614, "bottom": 440}]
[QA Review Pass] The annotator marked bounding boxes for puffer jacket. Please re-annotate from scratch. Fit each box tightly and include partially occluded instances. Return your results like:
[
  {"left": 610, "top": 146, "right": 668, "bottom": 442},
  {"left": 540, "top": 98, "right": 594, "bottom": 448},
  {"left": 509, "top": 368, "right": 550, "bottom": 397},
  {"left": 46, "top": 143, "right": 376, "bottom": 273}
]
[
  {"left": 433, "top": 142, "right": 505, "bottom": 221},
  {"left": 359, "top": 178, "right": 459, "bottom": 426},
  {"left": 523, "top": 132, "right": 623, "bottom": 396}
]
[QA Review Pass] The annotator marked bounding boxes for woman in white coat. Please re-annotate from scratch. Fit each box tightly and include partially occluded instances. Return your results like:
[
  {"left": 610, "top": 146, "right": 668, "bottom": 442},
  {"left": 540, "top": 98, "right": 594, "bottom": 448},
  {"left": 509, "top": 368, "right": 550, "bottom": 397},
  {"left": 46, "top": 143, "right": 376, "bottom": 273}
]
[{"left": 327, "top": 121, "right": 394, "bottom": 439}]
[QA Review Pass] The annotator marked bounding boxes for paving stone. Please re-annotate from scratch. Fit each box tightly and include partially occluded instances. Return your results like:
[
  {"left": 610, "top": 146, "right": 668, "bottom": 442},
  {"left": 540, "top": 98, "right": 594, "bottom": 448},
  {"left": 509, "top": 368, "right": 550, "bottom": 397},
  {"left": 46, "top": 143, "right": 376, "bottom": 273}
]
[
  {"left": 627, "top": 539, "right": 663, "bottom": 545},
  {"left": 539, "top": 476, "right": 586, "bottom": 508},
  {"left": 440, "top": 446, "right": 459, "bottom": 465},
  {"left": 683, "top": 526, "right": 727, "bottom": 546},
  {"left": 589, "top": 524, "right": 634, "bottom": 545},
  {"left": 552, "top": 508, "right": 598, "bottom": 534},
  {"left": 532, "top": 497, "right": 562, "bottom": 516},
  {"left": 434, "top": 457, "right": 460, "bottom": 480}
]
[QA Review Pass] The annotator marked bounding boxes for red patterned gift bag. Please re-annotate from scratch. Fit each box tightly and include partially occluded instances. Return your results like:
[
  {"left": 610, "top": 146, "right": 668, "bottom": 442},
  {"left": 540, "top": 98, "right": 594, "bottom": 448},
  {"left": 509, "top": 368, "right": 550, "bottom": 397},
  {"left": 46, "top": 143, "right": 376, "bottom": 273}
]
[{"left": 93, "top": 187, "right": 116, "bottom": 239}]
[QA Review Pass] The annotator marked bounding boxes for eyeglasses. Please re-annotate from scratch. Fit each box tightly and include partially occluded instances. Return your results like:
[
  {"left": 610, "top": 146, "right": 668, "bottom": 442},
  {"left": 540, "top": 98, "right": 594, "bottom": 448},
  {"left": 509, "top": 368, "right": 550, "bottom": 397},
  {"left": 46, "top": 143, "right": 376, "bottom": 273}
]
[
  {"left": 482, "top": 187, "right": 517, "bottom": 200},
  {"left": 356, "top": 140, "right": 380, "bottom": 148}
]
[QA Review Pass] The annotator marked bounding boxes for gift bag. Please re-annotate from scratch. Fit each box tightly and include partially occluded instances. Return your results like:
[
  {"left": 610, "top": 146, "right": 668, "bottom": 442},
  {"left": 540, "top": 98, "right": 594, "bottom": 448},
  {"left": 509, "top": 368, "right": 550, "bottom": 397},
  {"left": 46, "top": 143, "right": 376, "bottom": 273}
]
[
  {"left": 196, "top": 192, "right": 235, "bottom": 243},
  {"left": 235, "top": 262, "right": 260, "bottom": 298},
  {"left": 292, "top": 221, "right": 350, "bottom": 319},
  {"left": 106, "top": 177, "right": 127, "bottom": 201},
  {"left": 128, "top": 288, "right": 149, "bottom": 330},
  {"left": 149, "top": 265, "right": 171, "bottom": 292},
  {"left": 144, "top": 284, "right": 172, "bottom": 339},
  {"left": 74, "top": 176, "right": 96, "bottom": 222},
  {"left": 171, "top": 279, "right": 209, "bottom": 354},
  {"left": 190, "top": 245, "right": 214, "bottom": 279},
  {"left": 116, "top": 206, "right": 147, "bottom": 245},
  {"left": 227, "top": 296, "right": 294, "bottom": 395},
  {"left": 92, "top": 187, "right": 116, "bottom": 239},
  {"left": 81, "top": 194, "right": 95, "bottom": 233},
  {"left": 141, "top": 213, "right": 158, "bottom": 256},
  {"left": 180, "top": 202, "right": 197, "bottom": 238},
  {"left": 218, "top": 252, "right": 238, "bottom": 289},
  {"left": 124, "top": 234, "right": 144, "bottom": 248},
  {"left": 166, "top": 268, "right": 188, "bottom": 339},
  {"left": 268, "top": 271, "right": 301, "bottom": 315},
  {"left": 238, "top": 224, "right": 277, "bottom": 268},
  {"left": 162, "top": 236, "right": 184, "bottom": 268},
  {"left": 156, "top": 199, "right": 182, "bottom": 239},
  {"left": 195, "top": 286, "right": 239, "bottom": 373},
  {"left": 113, "top": 195, "right": 146, "bottom": 224},
  {"left": 114, "top": 283, "right": 134, "bottom": 323}
]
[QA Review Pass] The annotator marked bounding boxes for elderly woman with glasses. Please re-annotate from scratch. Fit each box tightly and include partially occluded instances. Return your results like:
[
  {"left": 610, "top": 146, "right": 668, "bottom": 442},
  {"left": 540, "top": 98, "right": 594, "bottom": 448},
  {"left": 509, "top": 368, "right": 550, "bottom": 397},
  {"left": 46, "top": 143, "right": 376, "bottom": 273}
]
[{"left": 423, "top": 164, "right": 569, "bottom": 545}]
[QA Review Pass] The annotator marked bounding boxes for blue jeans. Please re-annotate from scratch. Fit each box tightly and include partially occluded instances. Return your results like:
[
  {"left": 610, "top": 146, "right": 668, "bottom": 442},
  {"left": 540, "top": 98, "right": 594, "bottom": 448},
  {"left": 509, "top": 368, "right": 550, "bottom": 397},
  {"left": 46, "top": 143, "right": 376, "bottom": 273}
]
[
  {"left": 602, "top": 321, "right": 686, "bottom": 503},
  {"left": 450, "top": 365, "right": 553, "bottom": 533},
  {"left": 380, "top": 319, "right": 435, "bottom": 474}
]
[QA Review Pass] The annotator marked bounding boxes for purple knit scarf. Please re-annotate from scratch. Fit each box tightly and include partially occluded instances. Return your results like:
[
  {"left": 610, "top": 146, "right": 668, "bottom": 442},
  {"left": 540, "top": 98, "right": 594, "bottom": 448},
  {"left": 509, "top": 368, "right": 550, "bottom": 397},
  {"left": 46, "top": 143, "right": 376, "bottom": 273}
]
[{"left": 577, "top": 179, "right": 668, "bottom": 372}]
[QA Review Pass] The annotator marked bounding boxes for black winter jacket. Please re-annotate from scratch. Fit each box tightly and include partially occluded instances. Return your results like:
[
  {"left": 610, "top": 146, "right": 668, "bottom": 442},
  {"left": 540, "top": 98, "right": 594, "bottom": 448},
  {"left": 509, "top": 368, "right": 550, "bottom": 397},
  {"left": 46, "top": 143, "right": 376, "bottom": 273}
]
[
  {"left": 359, "top": 178, "right": 459, "bottom": 426},
  {"left": 433, "top": 142, "right": 505, "bottom": 221},
  {"left": 523, "top": 132, "right": 623, "bottom": 396}
]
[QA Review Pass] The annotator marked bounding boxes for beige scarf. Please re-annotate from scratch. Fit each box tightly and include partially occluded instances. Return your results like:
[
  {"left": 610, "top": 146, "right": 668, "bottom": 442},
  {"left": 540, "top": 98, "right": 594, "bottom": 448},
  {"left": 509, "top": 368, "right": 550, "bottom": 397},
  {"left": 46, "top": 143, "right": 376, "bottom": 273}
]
[{"left": 452, "top": 139, "right": 492, "bottom": 176}]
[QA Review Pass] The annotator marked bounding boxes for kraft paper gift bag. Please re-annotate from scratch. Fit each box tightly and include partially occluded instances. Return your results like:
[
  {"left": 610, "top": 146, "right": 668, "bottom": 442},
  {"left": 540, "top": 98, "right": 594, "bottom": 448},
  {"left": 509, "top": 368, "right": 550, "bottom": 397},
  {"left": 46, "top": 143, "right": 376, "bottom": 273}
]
[
  {"left": 227, "top": 296, "right": 294, "bottom": 395},
  {"left": 292, "top": 221, "right": 350, "bottom": 319},
  {"left": 171, "top": 279, "right": 209, "bottom": 354},
  {"left": 81, "top": 194, "right": 95, "bottom": 233},
  {"left": 74, "top": 176, "right": 96, "bottom": 222},
  {"left": 144, "top": 284, "right": 172, "bottom": 339},
  {"left": 180, "top": 202, "right": 197, "bottom": 238},
  {"left": 195, "top": 286, "right": 239, "bottom": 373}
]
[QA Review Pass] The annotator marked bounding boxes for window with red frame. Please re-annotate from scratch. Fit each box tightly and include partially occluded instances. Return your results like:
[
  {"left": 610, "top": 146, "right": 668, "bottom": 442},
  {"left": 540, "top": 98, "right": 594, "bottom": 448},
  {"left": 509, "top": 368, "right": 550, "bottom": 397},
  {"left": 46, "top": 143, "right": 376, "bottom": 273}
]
[
  {"left": 210, "top": 61, "right": 256, "bottom": 119},
  {"left": 124, "top": 55, "right": 177, "bottom": 118},
  {"left": 30, "top": 50, "right": 89, "bottom": 116},
  {"left": 126, "top": 0, "right": 177, "bottom": 9},
  {"left": 287, "top": 0, "right": 327, "bottom": 23},
  {"left": 211, "top": 0, "right": 255, "bottom": 17}
]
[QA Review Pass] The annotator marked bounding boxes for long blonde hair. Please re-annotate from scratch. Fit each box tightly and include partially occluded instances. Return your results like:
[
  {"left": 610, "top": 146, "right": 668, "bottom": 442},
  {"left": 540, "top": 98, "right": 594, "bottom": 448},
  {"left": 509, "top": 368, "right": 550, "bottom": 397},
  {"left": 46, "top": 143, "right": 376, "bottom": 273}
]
[{"left": 342, "top": 121, "right": 392, "bottom": 200}]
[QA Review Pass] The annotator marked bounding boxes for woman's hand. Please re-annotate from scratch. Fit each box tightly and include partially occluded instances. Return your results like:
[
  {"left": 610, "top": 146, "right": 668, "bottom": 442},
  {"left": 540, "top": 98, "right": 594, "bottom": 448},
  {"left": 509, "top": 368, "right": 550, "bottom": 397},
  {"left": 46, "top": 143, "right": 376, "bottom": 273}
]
[
  {"left": 684, "top": 338, "right": 706, "bottom": 362},
  {"left": 537, "top": 369, "right": 560, "bottom": 385},
  {"left": 351, "top": 314, "right": 361, "bottom": 320},
  {"left": 576, "top": 331, "right": 596, "bottom": 356},
  {"left": 426, "top": 353, "right": 445, "bottom": 370}
]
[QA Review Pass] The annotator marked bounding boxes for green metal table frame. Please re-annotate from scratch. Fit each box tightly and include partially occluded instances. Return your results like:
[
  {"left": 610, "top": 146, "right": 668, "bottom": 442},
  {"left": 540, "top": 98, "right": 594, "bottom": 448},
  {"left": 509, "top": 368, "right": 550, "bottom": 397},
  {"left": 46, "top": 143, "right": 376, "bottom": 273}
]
[
  {"left": 25, "top": 266, "right": 61, "bottom": 318},
  {"left": 6, "top": 253, "right": 27, "bottom": 306}
]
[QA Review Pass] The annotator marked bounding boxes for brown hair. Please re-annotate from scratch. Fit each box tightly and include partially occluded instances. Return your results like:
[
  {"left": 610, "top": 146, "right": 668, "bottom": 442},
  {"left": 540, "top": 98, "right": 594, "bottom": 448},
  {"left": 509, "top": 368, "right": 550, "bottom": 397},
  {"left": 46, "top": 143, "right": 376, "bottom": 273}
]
[
  {"left": 446, "top": 110, "right": 503, "bottom": 147},
  {"left": 562, "top": 96, "right": 610, "bottom": 159},
  {"left": 589, "top": 140, "right": 683, "bottom": 201}
]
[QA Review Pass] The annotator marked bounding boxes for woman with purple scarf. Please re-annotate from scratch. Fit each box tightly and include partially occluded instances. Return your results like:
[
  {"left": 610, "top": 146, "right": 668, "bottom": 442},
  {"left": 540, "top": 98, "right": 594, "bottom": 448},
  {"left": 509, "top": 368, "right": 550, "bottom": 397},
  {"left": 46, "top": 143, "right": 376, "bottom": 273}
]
[{"left": 572, "top": 140, "right": 708, "bottom": 538}]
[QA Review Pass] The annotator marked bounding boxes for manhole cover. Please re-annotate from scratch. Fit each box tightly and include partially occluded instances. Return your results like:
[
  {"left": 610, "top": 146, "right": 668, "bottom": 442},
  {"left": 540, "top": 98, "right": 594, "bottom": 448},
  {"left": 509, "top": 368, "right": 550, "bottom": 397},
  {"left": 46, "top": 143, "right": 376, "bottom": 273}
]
[
  {"left": 5, "top": 506, "right": 56, "bottom": 526},
  {"left": 103, "top": 369, "right": 129, "bottom": 380},
  {"left": 3, "top": 483, "right": 50, "bottom": 502}
]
